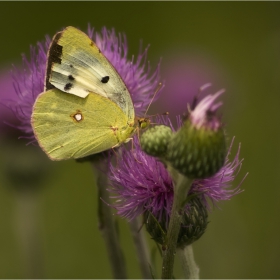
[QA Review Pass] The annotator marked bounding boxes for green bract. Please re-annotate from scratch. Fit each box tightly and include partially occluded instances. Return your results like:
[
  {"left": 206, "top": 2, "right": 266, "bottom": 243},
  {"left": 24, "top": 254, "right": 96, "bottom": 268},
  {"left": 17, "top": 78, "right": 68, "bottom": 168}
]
[
  {"left": 167, "top": 120, "right": 226, "bottom": 179},
  {"left": 144, "top": 197, "right": 208, "bottom": 248},
  {"left": 140, "top": 125, "right": 173, "bottom": 157}
]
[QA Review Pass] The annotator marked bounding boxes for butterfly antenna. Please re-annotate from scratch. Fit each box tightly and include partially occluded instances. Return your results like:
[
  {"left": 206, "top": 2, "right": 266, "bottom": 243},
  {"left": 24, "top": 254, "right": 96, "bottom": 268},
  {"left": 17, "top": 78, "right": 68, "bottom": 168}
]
[
  {"left": 147, "top": 112, "right": 168, "bottom": 124},
  {"left": 130, "top": 137, "right": 143, "bottom": 164},
  {"left": 144, "top": 82, "right": 163, "bottom": 117},
  {"left": 110, "top": 146, "right": 121, "bottom": 166}
]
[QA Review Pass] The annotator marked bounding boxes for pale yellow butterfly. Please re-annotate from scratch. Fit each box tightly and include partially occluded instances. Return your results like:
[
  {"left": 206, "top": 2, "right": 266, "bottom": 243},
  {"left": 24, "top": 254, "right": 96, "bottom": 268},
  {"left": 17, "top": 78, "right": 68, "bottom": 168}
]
[{"left": 31, "top": 26, "right": 149, "bottom": 161}]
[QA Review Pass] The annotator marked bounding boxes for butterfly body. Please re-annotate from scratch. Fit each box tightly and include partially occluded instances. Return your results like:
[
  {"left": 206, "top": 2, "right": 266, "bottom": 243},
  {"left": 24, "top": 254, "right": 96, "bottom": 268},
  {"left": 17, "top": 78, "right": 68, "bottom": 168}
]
[{"left": 31, "top": 26, "right": 142, "bottom": 160}]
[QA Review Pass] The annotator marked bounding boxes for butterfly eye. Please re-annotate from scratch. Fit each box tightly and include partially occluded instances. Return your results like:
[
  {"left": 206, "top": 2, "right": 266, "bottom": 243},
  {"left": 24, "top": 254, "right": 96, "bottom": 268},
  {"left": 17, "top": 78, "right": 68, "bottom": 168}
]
[
  {"left": 101, "top": 76, "right": 110, "bottom": 83},
  {"left": 138, "top": 118, "right": 150, "bottom": 129}
]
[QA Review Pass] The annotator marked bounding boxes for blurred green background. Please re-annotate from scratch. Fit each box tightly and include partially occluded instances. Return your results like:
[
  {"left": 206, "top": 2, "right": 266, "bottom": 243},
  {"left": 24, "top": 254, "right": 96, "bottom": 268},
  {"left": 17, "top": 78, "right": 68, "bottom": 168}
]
[{"left": 0, "top": 2, "right": 279, "bottom": 278}]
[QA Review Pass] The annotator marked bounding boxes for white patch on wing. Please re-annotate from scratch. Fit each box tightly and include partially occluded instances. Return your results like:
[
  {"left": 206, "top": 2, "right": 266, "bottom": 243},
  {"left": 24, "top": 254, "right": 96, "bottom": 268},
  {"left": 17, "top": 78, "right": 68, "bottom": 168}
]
[{"left": 75, "top": 113, "right": 82, "bottom": 121}]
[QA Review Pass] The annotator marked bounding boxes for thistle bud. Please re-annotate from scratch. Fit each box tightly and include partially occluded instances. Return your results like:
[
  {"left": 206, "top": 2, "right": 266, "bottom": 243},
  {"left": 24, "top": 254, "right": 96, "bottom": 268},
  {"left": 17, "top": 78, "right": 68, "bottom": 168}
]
[
  {"left": 167, "top": 90, "right": 226, "bottom": 179},
  {"left": 140, "top": 125, "right": 173, "bottom": 157},
  {"left": 144, "top": 196, "right": 208, "bottom": 248}
]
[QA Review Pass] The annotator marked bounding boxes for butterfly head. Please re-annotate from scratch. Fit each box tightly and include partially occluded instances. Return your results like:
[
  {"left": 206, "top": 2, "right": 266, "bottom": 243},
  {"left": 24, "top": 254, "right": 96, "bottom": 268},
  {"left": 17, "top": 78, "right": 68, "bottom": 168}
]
[{"left": 137, "top": 117, "right": 150, "bottom": 130}]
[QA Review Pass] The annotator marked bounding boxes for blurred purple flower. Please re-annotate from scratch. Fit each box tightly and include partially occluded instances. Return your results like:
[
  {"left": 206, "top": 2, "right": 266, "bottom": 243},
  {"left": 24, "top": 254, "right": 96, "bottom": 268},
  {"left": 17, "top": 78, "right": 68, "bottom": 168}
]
[
  {"left": 109, "top": 114, "right": 245, "bottom": 222},
  {"left": 0, "top": 71, "right": 21, "bottom": 137},
  {"left": 8, "top": 26, "right": 162, "bottom": 138},
  {"left": 152, "top": 52, "right": 225, "bottom": 122},
  {"left": 10, "top": 38, "right": 50, "bottom": 136}
]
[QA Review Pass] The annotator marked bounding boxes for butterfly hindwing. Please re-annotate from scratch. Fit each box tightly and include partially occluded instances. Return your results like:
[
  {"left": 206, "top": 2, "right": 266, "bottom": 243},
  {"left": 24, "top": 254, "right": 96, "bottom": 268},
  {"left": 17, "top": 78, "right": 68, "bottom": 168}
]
[
  {"left": 31, "top": 88, "right": 134, "bottom": 160},
  {"left": 45, "top": 26, "right": 134, "bottom": 122}
]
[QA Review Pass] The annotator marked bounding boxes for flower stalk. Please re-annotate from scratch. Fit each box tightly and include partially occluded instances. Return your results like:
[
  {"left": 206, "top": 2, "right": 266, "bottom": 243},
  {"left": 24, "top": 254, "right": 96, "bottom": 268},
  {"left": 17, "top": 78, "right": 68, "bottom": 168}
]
[
  {"left": 91, "top": 159, "right": 127, "bottom": 279},
  {"left": 15, "top": 191, "right": 44, "bottom": 278},
  {"left": 178, "top": 245, "right": 199, "bottom": 279},
  {"left": 129, "top": 217, "right": 151, "bottom": 279},
  {"left": 161, "top": 172, "right": 193, "bottom": 279}
]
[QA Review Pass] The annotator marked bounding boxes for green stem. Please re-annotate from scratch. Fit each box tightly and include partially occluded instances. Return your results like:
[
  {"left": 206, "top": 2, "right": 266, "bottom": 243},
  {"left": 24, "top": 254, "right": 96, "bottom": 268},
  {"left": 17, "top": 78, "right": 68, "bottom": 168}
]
[
  {"left": 161, "top": 173, "right": 192, "bottom": 279},
  {"left": 91, "top": 160, "right": 127, "bottom": 279},
  {"left": 178, "top": 245, "right": 199, "bottom": 279},
  {"left": 129, "top": 217, "right": 151, "bottom": 279},
  {"left": 15, "top": 190, "right": 44, "bottom": 278}
]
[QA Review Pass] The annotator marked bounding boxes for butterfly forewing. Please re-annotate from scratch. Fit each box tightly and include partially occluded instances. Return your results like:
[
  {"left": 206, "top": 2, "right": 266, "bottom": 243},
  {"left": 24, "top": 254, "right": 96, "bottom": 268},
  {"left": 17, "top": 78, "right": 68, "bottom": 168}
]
[{"left": 46, "top": 26, "right": 134, "bottom": 122}]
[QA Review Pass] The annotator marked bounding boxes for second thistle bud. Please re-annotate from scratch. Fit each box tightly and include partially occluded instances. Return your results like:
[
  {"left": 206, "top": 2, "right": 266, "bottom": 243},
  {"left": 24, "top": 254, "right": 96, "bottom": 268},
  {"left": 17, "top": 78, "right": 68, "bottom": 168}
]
[
  {"left": 167, "top": 90, "right": 227, "bottom": 179},
  {"left": 167, "top": 120, "right": 226, "bottom": 179},
  {"left": 140, "top": 125, "right": 173, "bottom": 157},
  {"left": 144, "top": 196, "right": 208, "bottom": 248}
]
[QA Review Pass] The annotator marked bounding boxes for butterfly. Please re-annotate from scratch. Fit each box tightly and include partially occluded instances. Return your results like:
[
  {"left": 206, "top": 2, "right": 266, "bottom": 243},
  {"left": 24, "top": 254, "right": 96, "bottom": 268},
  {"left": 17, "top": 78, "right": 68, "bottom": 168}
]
[{"left": 31, "top": 26, "right": 149, "bottom": 161}]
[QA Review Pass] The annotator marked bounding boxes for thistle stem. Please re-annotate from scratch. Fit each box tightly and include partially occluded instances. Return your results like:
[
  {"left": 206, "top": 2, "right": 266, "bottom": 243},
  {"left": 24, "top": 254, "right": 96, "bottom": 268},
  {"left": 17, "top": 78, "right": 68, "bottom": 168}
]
[
  {"left": 15, "top": 190, "right": 44, "bottom": 278},
  {"left": 178, "top": 245, "right": 199, "bottom": 279},
  {"left": 91, "top": 160, "right": 127, "bottom": 279},
  {"left": 161, "top": 173, "right": 193, "bottom": 279},
  {"left": 129, "top": 217, "right": 151, "bottom": 279}
]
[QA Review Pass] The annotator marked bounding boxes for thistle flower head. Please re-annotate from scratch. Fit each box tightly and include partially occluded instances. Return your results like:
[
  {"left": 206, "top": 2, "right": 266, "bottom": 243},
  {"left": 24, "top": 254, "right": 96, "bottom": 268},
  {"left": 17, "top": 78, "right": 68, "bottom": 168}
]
[
  {"left": 109, "top": 117, "right": 244, "bottom": 222},
  {"left": 8, "top": 26, "right": 162, "bottom": 138},
  {"left": 190, "top": 84, "right": 224, "bottom": 131},
  {"left": 10, "top": 38, "right": 50, "bottom": 136},
  {"left": 109, "top": 137, "right": 174, "bottom": 222},
  {"left": 190, "top": 138, "right": 245, "bottom": 209},
  {"left": 0, "top": 71, "right": 21, "bottom": 137},
  {"left": 167, "top": 86, "right": 227, "bottom": 179}
]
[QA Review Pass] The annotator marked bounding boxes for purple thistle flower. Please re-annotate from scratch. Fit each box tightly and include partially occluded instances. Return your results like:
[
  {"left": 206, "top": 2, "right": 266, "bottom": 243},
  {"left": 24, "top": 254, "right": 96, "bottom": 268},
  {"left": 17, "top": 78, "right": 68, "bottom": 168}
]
[
  {"left": 166, "top": 85, "right": 227, "bottom": 179},
  {"left": 109, "top": 116, "right": 245, "bottom": 222},
  {"left": 189, "top": 84, "right": 224, "bottom": 131},
  {"left": 87, "top": 26, "right": 161, "bottom": 115},
  {"left": 190, "top": 137, "right": 246, "bottom": 210},
  {"left": 109, "top": 137, "right": 174, "bottom": 221},
  {"left": 9, "top": 26, "right": 162, "bottom": 138},
  {"left": 0, "top": 71, "right": 21, "bottom": 137},
  {"left": 10, "top": 38, "right": 50, "bottom": 136}
]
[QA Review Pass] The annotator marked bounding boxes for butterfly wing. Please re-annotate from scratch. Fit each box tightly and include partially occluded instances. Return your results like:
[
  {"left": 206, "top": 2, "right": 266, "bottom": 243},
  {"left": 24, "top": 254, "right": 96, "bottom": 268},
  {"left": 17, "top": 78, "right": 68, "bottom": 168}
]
[
  {"left": 46, "top": 26, "right": 134, "bottom": 123},
  {"left": 31, "top": 88, "right": 134, "bottom": 161}
]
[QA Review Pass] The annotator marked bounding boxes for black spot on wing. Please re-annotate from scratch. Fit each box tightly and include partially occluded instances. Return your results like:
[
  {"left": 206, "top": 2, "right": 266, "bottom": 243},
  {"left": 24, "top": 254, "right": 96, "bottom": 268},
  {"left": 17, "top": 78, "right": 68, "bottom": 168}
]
[
  {"left": 68, "top": 75, "right": 75, "bottom": 81},
  {"left": 101, "top": 76, "right": 109, "bottom": 83},
  {"left": 64, "top": 83, "right": 73, "bottom": 91},
  {"left": 70, "top": 64, "right": 73, "bottom": 68},
  {"left": 45, "top": 31, "right": 63, "bottom": 90}
]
